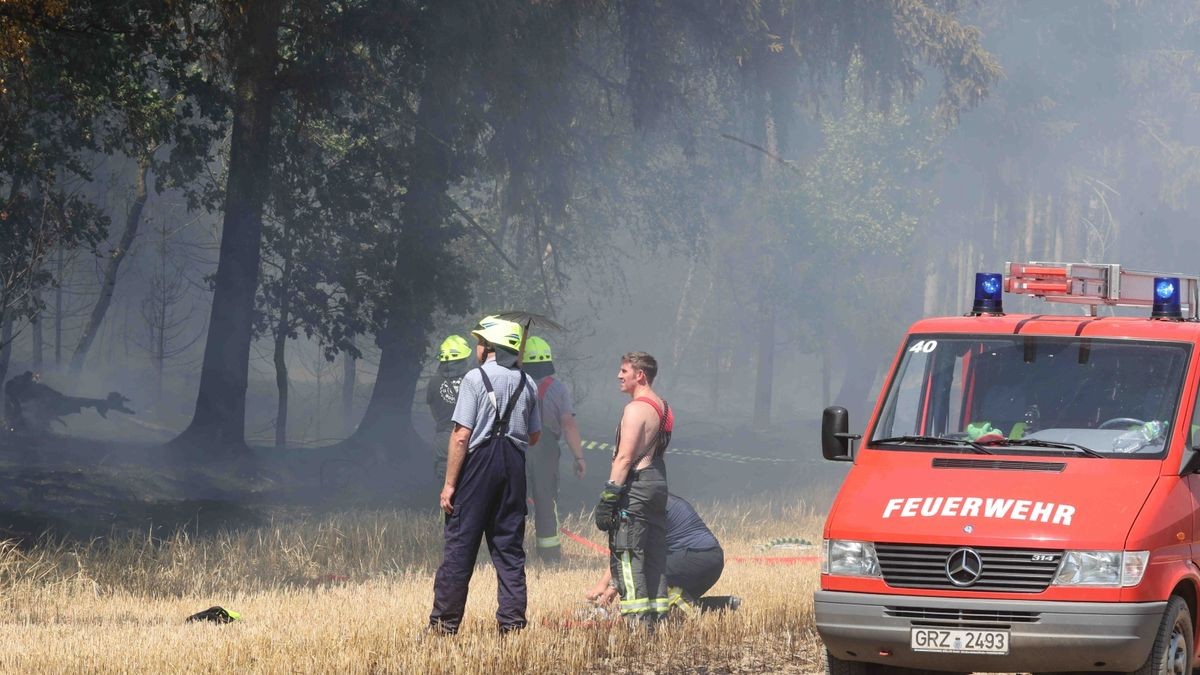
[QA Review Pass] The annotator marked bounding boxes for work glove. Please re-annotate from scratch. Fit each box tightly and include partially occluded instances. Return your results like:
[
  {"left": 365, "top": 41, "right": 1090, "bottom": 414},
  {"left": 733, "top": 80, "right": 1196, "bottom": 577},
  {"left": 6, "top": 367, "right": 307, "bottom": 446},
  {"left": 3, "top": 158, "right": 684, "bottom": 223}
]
[{"left": 594, "top": 481, "right": 622, "bottom": 532}]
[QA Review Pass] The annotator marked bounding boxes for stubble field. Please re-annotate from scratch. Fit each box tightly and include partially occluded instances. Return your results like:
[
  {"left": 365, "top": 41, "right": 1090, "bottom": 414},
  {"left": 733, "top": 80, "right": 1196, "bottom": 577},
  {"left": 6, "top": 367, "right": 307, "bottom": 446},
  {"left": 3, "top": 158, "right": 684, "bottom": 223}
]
[{"left": 0, "top": 498, "right": 827, "bottom": 673}]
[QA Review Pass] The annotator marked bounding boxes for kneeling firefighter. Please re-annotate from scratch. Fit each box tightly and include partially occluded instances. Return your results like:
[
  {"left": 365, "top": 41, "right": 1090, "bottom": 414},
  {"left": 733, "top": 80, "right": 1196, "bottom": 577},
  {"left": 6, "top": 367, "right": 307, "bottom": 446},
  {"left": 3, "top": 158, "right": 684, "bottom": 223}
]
[
  {"left": 586, "top": 493, "right": 739, "bottom": 614},
  {"left": 523, "top": 336, "right": 586, "bottom": 563}
]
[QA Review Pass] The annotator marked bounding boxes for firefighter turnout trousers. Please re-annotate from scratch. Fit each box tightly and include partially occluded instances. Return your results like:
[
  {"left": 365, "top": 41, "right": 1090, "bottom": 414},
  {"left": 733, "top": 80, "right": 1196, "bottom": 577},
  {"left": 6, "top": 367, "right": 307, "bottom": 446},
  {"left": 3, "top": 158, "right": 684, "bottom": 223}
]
[
  {"left": 432, "top": 429, "right": 450, "bottom": 481},
  {"left": 528, "top": 430, "right": 561, "bottom": 560},
  {"left": 430, "top": 434, "right": 528, "bottom": 633},
  {"left": 608, "top": 460, "right": 669, "bottom": 622}
]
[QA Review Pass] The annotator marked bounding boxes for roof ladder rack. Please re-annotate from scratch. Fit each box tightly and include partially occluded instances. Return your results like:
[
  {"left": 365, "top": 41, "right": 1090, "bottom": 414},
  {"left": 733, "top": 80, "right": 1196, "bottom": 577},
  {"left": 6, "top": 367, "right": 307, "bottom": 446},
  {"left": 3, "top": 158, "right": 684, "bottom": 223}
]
[{"left": 1005, "top": 261, "right": 1200, "bottom": 319}]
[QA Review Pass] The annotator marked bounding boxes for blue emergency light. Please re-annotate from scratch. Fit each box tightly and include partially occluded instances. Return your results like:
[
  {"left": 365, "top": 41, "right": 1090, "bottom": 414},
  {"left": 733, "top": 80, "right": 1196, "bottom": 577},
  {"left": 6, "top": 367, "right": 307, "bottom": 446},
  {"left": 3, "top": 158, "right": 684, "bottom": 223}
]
[
  {"left": 971, "top": 272, "right": 1004, "bottom": 315},
  {"left": 1151, "top": 276, "right": 1182, "bottom": 320}
]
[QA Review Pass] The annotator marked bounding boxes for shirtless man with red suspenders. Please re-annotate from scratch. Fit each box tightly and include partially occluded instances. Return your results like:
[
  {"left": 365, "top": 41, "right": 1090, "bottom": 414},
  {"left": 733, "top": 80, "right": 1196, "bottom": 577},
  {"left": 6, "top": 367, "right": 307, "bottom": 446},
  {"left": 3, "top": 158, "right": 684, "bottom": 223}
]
[{"left": 594, "top": 351, "right": 673, "bottom": 625}]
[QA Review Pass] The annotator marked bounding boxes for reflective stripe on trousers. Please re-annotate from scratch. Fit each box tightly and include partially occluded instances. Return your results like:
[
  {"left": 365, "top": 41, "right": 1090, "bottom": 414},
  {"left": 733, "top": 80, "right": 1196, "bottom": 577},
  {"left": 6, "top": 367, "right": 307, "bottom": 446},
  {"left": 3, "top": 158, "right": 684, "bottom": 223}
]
[
  {"left": 608, "top": 460, "right": 669, "bottom": 620},
  {"left": 528, "top": 432, "right": 561, "bottom": 549}
]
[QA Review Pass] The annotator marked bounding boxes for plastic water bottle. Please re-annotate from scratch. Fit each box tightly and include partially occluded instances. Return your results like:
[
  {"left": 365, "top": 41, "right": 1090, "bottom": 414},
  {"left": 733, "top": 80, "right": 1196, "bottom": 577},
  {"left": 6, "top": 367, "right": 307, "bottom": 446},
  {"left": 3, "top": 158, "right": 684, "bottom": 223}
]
[{"left": 1112, "top": 421, "right": 1166, "bottom": 453}]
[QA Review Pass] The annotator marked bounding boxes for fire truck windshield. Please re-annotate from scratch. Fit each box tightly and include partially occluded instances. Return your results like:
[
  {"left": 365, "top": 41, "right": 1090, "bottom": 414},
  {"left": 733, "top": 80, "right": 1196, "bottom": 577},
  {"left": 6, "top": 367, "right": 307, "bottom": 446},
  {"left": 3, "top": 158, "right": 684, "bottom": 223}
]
[{"left": 871, "top": 335, "right": 1191, "bottom": 458}]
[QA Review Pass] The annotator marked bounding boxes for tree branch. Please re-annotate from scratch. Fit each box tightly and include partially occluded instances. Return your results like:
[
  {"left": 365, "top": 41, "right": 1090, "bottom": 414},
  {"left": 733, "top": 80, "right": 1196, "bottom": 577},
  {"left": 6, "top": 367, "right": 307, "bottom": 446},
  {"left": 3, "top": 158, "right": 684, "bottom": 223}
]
[
  {"left": 720, "top": 133, "right": 803, "bottom": 175},
  {"left": 448, "top": 201, "right": 521, "bottom": 273}
]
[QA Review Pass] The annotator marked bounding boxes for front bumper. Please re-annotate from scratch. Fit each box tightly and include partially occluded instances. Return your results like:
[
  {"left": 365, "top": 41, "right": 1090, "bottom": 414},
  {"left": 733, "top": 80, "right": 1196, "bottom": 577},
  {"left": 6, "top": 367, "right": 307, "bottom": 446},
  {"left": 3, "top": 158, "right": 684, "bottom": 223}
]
[{"left": 815, "top": 590, "right": 1164, "bottom": 672}]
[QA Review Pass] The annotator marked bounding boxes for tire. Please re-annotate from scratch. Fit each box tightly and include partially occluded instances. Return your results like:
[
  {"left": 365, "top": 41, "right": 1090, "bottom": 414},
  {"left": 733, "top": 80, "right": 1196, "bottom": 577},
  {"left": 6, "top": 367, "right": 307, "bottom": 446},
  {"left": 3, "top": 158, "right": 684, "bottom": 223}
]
[
  {"left": 1129, "top": 595, "right": 1192, "bottom": 675},
  {"left": 824, "top": 649, "right": 965, "bottom": 675}
]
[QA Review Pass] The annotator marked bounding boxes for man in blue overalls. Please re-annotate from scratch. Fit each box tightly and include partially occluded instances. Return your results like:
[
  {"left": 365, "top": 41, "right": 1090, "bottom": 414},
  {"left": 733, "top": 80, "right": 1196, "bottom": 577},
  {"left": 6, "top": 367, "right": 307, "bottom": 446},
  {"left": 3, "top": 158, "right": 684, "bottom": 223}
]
[{"left": 429, "top": 316, "right": 541, "bottom": 634}]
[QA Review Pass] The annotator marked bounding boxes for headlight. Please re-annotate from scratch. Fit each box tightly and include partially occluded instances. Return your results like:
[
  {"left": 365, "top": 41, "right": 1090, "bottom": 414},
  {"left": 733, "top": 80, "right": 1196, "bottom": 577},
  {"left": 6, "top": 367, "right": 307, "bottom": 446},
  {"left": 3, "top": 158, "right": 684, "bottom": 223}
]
[
  {"left": 1053, "top": 550, "right": 1149, "bottom": 587},
  {"left": 822, "top": 539, "right": 881, "bottom": 577}
]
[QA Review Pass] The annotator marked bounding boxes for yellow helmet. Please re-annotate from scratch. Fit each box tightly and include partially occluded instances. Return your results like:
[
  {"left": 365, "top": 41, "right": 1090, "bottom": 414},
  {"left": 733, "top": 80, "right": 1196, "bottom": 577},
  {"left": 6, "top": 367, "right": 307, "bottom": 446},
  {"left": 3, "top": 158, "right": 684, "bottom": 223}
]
[
  {"left": 438, "top": 335, "right": 470, "bottom": 363},
  {"left": 471, "top": 315, "right": 523, "bottom": 352},
  {"left": 524, "top": 336, "right": 552, "bottom": 363}
]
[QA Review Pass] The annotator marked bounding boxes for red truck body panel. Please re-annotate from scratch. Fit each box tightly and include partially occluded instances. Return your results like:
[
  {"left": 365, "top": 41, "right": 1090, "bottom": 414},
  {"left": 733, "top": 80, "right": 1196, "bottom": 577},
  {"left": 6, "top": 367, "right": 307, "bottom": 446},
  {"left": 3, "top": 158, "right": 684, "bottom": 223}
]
[{"left": 818, "top": 309, "right": 1200, "bottom": 670}]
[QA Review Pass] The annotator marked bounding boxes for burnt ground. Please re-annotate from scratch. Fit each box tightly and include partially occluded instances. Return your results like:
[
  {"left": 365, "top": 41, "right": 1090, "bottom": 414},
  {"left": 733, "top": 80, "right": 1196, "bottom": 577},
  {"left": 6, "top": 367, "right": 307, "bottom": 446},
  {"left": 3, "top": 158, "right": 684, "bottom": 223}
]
[{"left": 0, "top": 420, "right": 849, "bottom": 543}]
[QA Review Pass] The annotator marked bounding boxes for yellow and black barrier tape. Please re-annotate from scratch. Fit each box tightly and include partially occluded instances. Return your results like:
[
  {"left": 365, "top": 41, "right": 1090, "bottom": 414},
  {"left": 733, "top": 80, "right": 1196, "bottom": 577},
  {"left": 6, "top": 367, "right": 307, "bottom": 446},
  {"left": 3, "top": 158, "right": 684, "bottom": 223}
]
[{"left": 579, "top": 439, "right": 795, "bottom": 464}]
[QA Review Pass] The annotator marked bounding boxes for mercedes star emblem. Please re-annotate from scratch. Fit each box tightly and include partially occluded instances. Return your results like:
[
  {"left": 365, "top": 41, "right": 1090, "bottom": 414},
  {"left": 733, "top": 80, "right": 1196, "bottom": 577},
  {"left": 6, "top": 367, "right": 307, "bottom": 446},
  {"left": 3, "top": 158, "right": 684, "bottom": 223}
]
[{"left": 945, "top": 548, "right": 983, "bottom": 586}]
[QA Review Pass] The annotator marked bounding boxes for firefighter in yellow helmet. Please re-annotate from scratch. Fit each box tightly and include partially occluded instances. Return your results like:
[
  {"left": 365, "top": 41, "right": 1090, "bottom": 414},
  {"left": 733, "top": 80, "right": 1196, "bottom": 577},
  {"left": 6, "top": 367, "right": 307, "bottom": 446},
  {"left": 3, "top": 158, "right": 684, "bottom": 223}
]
[
  {"left": 524, "top": 336, "right": 585, "bottom": 564},
  {"left": 426, "top": 335, "right": 472, "bottom": 480}
]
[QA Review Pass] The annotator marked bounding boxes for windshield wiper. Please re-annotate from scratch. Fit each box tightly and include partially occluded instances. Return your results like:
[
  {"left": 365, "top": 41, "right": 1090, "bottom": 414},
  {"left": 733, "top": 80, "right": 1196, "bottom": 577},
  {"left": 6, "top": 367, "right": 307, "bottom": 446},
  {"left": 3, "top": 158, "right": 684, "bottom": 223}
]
[
  {"left": 873, "top": 435, "right": 993, "bottom": 455},
  {"left": 985, "top": 438, "right": 1105, "bottom": 459}
]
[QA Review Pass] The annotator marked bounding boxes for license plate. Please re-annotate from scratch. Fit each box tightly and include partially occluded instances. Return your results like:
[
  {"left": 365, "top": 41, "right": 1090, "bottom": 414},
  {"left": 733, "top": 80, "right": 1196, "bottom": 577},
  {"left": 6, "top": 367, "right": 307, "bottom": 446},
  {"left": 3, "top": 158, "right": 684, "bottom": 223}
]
[{"left": 910, "top": 628, "right": 1009, "bottom": 655}]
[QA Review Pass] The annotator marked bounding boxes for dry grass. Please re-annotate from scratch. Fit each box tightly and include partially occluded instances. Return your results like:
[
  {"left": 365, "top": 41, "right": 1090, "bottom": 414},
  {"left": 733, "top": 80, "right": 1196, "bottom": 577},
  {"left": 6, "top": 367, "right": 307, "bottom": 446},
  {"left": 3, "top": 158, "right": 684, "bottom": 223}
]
[{"left": 0, "top": 497, "right": 828, "bottom": 673}]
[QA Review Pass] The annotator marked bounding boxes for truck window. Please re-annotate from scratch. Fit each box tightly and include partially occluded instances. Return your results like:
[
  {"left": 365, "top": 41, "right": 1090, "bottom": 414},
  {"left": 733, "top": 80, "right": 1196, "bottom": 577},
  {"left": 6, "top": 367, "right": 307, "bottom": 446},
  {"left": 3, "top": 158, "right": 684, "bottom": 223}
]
[
  {"left": 871, "top": 335, "right": 1190, "bottom": 458},
  {"left": 1191, "top": 386, "right": 1200, "bottom": 449}
]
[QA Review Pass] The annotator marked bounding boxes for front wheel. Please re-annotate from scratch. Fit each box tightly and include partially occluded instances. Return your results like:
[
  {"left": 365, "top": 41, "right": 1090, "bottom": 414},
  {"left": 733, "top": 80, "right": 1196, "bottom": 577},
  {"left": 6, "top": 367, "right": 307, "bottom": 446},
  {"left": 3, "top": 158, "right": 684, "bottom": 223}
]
[{"left": 1130, "top": 595, "right": 1192, "bottom": 675}]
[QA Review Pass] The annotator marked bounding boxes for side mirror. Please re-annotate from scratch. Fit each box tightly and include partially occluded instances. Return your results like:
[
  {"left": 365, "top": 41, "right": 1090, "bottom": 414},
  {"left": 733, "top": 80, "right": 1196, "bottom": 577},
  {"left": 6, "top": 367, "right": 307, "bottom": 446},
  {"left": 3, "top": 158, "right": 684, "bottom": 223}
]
[
  {"left": 822, "top": 406, "right": 861, "bottom": 461},
  {"left": 1183, "top": 447, "right": 1200, "bottom": 474}
]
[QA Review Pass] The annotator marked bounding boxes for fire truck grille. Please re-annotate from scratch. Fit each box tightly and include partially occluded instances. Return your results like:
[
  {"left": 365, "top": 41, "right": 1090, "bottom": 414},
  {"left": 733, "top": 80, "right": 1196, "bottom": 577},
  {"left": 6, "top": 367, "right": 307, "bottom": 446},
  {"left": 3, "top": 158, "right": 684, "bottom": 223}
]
[
  {"left": 884, "top": 605, "right": 1041, "bottom": 628},
  {"left": 930, "top": 458, "right": 1065, "bottom": 472},
  {"left": 875, "top": 544, "right": 1062, "bottom": 593}
]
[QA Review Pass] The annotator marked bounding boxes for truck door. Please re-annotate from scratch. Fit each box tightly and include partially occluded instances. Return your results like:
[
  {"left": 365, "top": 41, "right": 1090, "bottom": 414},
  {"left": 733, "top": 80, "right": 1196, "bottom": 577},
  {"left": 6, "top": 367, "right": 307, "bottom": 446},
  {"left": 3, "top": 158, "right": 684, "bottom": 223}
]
[{"left": 1186, "top": 389, "right": 1200, "bottom": 574}]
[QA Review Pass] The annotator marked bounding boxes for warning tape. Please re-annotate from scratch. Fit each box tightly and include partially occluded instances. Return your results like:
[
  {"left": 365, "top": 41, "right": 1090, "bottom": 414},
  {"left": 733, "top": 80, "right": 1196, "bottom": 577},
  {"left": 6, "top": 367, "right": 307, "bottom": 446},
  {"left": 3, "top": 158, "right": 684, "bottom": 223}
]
[
  {"left": 559, "top": 526, "right": 610, "bottom": 555},
  {"left": 557, "top": 525, "right": 818, "bottom": 565},
  {"left": 756, "top": 536, "right": 814, "bottom": 551},
  {"left": 579, "top": 438, "right": 796, "bottom": 465}
]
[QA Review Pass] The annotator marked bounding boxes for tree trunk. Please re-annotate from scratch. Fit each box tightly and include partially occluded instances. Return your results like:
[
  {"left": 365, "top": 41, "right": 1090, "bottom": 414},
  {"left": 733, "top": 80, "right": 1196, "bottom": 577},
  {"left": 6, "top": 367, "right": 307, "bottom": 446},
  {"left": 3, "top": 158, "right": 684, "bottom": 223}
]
[
  {"left": 752, "top": 300, "right": 775, "bottom": 426},
  {"left": 820, "top": 324, "right": 832, "bottom": 407},
  {"left": 54, "top": 248, "right": 63, "bottom": 368},
  {"left": 172, "top": 1, "right": 282, "bottom": 454},
  {"left": 273, "top": 328, "right": 288, "bottom": 449},
  {"left": 1023, "top": 193, "right": 1035, "bottom": 261},
  {"left": 1063, "top": 180, "right": 1081, "bottom": 259},
  {"left": 31, "top": 300, "right": 42, "bottom": 371},
  {"left": 833, "top": 329, "right": 881, "bottom": 419},
  {"left": 671, "top": 255, "right": 712, "bottom": 374},
  {"left": 341, "top": 346, "right": 356, "bottom": 437},
  {"left": 70, "top": 154, "right": 151, "bottom": 376},
  {"left": 751, "top": 88, "right": 780, "bottom": 427},
  {"left": 352, "top": 311, "right": 426, "bottom": 452},
  {"left": 153, "top": 321, "right": 164, "bottom": 404},
  {"left": 273, "top": 251, "right": 291, "bottom": 450},
  {"left": 351, "top": 65, "right": 457, "bottom": 454},
  {"left": 153, "top": 225, "right": 167, "bottom": 405},
  {"left": 313, "top": 362, "right": 322, "bottom": 443},
  {"left": 710, "top": 339, "right": 721, "bottom": 413},
  {"left": 0, "top": 317, "right": 12, "bottom": 393},
  {"left": 28, "top": 181, "right": 44, "bottom": 372},
  {"left": 922, "top": 259, "right": 940, "bottom": 317}
]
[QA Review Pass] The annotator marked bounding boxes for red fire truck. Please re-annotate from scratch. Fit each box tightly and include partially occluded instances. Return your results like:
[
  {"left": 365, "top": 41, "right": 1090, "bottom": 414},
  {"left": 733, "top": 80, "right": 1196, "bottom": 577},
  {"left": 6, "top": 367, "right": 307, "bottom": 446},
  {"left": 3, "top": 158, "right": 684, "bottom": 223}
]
[{"left": 816, "top": 262, "right": 1200, "bottom": 674}]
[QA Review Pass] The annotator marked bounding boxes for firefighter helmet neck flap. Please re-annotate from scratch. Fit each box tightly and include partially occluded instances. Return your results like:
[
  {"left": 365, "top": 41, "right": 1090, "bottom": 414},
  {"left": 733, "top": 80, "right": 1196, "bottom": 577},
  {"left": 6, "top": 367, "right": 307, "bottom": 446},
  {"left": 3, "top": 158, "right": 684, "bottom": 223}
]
[
  {"left": 472, "top": 315, "right": 523, "bottom": 367},
  {"left": 524, "top": 335, "right": 555, "bottom": 378}
]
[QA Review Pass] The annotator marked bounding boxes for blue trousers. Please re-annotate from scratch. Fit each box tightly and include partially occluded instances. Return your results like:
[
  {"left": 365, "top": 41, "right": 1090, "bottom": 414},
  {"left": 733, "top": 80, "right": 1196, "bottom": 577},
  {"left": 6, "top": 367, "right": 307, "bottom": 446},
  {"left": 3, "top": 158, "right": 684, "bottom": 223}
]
[{"left": 430, "top": 435, "right": 528, "bottom": 633}]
